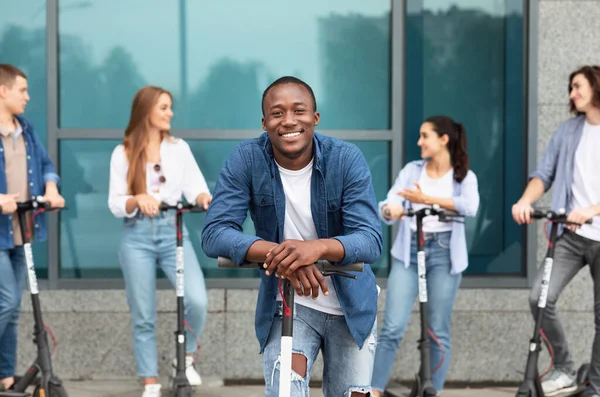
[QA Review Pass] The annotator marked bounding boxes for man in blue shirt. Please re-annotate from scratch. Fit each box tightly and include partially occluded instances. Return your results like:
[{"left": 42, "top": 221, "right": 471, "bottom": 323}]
[
  {"left": 202, "top": 76, "right": 382, "bottom": 396},
  {"left": 513, "top": 65, "right": 600, "bottom": 397},
  {"left": 0, "top": 64, "right": 64, "bottom": 391}
]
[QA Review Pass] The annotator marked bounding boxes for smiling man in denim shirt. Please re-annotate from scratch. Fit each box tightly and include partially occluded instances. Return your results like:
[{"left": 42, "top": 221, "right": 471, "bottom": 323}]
[
  {"left": 513, "top": 65, "right": 600, "bottom": 397},
  {"left": 0, "top": 64, "right": 65, "bottom": 391},
  {"left": 202, "top": 76, "right": 382, "bottom": 396}
]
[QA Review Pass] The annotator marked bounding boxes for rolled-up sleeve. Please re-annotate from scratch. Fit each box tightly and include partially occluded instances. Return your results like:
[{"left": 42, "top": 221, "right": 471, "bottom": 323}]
[
  {"left": 378, "top": 163, "right": 412, "bottom": 225},
  {"left": 201, "top": 145, "right": 260, "bottom": 265},
  {"left": 452, "top": 170, "right": 480, "bottom": 217},
  {"left": 108, "top": 145, "right": 138, "bottom": 218},
  {"left": 332, "top": 146, "right": 383, "bottom": 266},
  {"left": 30, "top": 127, "right": 61, "bottom": 185},
  {"left": 529, "top": 126, "right": 562, "bottom": 192}
]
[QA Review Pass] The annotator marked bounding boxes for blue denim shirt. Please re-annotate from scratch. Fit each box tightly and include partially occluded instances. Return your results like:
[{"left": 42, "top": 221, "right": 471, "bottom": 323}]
[
  {"left": 0, "top": 115, "right": 60, "bottom": 249},
  {"left": 201, "top": 132, "right": 383, "bottom": 352},
  {"left": 529, "top": 115, "right": 586, "bottom": 237},
  {"left": 380, "top": 160, "right": 480, "bottom": 274}
]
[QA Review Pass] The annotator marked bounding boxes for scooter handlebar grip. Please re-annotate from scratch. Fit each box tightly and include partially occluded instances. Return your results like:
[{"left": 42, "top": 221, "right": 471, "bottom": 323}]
[
  {"left": 315, "top": 260, "right": 364, "bottom": 272},
  {"left": 217, "top": 257, "right": 260, "bottom": 268},
  {"left": 439, "top": 209, "right": 460, "bottom": 217}
]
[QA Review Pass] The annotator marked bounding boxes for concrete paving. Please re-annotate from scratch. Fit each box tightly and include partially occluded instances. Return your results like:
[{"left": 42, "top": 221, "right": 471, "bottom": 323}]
[{"left": 16, "top": 378, "right": 517, "bottom": 397}]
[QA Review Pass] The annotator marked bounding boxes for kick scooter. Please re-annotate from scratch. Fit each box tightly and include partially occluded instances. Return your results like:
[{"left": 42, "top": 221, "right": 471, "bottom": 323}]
[
  {"left": 158, "top": 202, "right": 205, "bottom": 397},
  {"left": 383, "top": 204, "right": 464, "bottom": 397},
  {"left": 515, "top": 208, "right": 591, "bottom": 397},
  {"left": 0, "top": 197, "right": 67, "bottom": 397},
  {"left": 217, "top": 256, "right": 364, "bottom": 397}
]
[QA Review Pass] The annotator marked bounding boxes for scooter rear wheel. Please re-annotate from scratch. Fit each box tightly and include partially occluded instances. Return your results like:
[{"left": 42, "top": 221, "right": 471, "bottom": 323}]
[{"left": 33, "top": 385, "right": 68, "bottom": 397}]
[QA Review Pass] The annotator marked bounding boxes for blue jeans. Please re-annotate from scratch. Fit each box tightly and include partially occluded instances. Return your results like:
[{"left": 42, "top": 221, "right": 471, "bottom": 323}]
[
  {"left": 0, "top": 247, "right": 26, "bottom": 378},
  {"left": 118, "top": 212, "right": 208, "bottom": 378},
  {"left": 371, "top": 231, "right": 461, "bottom": 393},
  {"left": 263, "top": 302, "right": 377, "bottom": 396}
]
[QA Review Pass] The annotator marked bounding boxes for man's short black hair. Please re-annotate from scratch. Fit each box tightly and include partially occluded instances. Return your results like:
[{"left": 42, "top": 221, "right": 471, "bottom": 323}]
[{"left": 261, "top": 76, "right": 317, "bottom": 116}]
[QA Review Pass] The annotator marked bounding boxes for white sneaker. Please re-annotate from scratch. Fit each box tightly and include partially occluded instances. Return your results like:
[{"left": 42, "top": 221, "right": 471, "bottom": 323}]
[
  {"left": 142, "top": 383, "right": 161, "bottom": 397},
  {"left": 172, "top": 356, "right": 202, "bottom": 386},
  {"left": 541, "top": 369, "right": 577, "bottom": 396}
]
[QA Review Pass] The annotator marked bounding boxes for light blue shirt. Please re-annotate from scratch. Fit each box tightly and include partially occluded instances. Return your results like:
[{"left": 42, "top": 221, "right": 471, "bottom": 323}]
[
  {"left": 379, "top": 160, "right": 480, "bottom": 275},
  {"left": 529, "top": 115, "right": 587, "bottom": 237}
]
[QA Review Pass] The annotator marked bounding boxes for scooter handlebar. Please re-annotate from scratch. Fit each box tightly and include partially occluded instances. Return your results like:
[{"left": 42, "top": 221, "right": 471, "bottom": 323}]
[
  {"left": 158, "top": 202, "right": 206, "bottom": 213},
  {"left": 15, "top": 196, "right": 66, "bottom": 212},
  {"left": 217, "top": 257, "right": 364, "bottom": 273},
  {"left": 383, "top": 205, "right": 462, "bottom": 220},
  {"left": 531, "top": 209, "right": 593, "bottom": 225}
]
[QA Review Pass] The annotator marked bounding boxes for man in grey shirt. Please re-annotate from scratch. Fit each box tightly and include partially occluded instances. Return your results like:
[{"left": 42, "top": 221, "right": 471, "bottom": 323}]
[{"left": 513, "top": 65, "right": 600, "bottom": 397}]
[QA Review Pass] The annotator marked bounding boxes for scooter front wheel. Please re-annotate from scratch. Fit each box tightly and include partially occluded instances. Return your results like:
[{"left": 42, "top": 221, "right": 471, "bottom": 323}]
[
  {"left": 33, "top": 384, "right": 68, "bottom": 397},
  {"left": 576, "top": 363, "right": 590, "bottom": 387},
  {"left": 171, "top": 385, "right": 194, "bottom": 397},
  {"left": 407, "top": 375, "right": 419, "bottom": 397},
  {"left": 515, "top": 392, "right": 531, "bottom": 397}
]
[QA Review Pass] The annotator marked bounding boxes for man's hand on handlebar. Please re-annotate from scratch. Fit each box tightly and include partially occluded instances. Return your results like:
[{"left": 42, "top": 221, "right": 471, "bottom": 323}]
[
  {"left": 566, "top": 206, "right": 596, "bottom": 231},
  {"left": 135, "top": 194, "right": 161, "bottom": 217},
  {"left": 42, "top": 191, "right": 65, "bottom": 209},
  {"left": 286, "top": 265, "right": 329, "bottom": 299},
  {"left": 264, "top": 240, "right": 325, "bottom": 278},
  {"left": 382, "top": 204, "right": 405, "bottom": 220},
  {"left": 0, "top": 193, "right": 19, "bottom": 214},
  {"left": 512, "top": 199, "right": 534, "bottom": 224}
]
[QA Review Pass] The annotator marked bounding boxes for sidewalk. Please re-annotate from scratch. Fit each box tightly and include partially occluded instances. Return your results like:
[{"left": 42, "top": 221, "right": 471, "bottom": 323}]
[{"left": 52, "top": 378, "right": 515, "bottom": 397}]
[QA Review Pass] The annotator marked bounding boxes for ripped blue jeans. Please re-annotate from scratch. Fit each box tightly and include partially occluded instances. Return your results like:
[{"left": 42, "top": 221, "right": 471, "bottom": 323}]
[{"left": 262, "top": 301, "right": 377, "bottom": 396}]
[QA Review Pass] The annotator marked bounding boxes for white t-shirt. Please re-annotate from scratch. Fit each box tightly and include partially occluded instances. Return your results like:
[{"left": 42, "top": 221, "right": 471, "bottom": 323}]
[
  {"left": 570, "top": 120, "right": 600, "bottom": 242},
  {"left": 410, "top": 167, "right": 454, "bottom": 233},
  {"left": 275, "top": 158, "right": 344, "bottom": 315}
]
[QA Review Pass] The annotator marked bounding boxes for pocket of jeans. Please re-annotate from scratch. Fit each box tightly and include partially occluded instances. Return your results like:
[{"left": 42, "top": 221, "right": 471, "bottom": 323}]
[
  {"left": 367, "top": 317, "right": 378, "bottom": 353},
  {"left": 123, "top": 217, "right": 138, "bottom": 228},
  {"left": 436, "top": 233, "right": 451, "bottom": 249}
]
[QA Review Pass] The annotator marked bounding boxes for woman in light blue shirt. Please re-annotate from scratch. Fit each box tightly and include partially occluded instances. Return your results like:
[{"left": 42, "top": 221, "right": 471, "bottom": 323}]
[{"left": 371, "top": 115, "right": 480, "bottom": 396}]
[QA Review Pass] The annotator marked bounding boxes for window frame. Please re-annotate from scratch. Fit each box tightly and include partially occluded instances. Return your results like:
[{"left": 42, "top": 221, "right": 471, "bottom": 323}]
[{"left": 40, "top": 0, "right": 537, "bottom": 290}]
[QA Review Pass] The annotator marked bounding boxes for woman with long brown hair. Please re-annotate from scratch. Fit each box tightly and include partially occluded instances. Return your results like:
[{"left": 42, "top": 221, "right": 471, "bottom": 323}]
[
  {"left": 371, "top": 115, "right": 480, "bottom": 396},
  {"left": 108, "top": 86, "right": 211, "bottom": 397}
]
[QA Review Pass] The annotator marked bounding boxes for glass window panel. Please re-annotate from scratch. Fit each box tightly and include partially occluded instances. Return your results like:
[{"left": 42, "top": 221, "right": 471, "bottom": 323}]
[
  {"left": 1, "top": 0, "right": 48, "bottom": 276},
  {"left": 59, "top": 139, "right": 389, "bottom": 278},
  {"left": 58, "top": 0, "right": 391, "bottom": 130},
  {"left": 405, "top": 0, "right": 525, "bottom": 275}
]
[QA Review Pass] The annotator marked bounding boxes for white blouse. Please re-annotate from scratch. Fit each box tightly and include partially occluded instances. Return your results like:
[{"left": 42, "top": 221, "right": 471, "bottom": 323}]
[{"left": 108, "top": 137, "right": 210, "bottom": 218}]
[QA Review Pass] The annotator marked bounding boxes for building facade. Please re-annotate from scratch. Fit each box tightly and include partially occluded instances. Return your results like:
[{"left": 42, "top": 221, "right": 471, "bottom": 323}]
[{"left": 2, "top": 0, "right": 598, "bottom": 384}]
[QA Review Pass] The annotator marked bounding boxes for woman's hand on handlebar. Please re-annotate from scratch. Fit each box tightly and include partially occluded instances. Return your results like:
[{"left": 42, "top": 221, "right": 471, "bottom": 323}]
[
  {"left": 383, "top": 204, "right": 405, "bottom": 220},
  {"left": 512, "top": 199, "right": 533, "bottom": 224},
  {"left": 195, "top": 192, "right": 212, "bottom": 210},
  {"left": 0, "top": 193, "right": 19, "bottom": 214},
  {"left": 566, "top": 206, "right": 596, "bottom": 231},
  {"left": 135, "top": 194, "right": 160, "bottom": 217},
  {"left": 286, "top": 265, "right": 329, "bottom": 300}
]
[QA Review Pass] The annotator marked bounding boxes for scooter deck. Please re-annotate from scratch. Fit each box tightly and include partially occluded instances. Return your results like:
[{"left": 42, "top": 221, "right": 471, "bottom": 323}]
[{"left": 0, "top": 392, "right": 30, "bottom": 397}]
